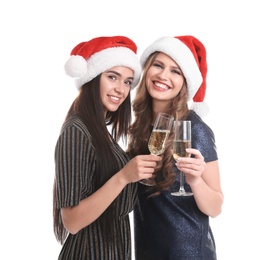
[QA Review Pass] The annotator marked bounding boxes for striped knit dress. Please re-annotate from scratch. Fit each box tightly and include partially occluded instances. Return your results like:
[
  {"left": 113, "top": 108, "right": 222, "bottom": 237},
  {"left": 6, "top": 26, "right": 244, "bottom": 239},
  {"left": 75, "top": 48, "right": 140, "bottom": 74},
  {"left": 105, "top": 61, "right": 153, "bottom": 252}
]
[{"left": 54, "top": 115, "right": 137, "bottom": 260}]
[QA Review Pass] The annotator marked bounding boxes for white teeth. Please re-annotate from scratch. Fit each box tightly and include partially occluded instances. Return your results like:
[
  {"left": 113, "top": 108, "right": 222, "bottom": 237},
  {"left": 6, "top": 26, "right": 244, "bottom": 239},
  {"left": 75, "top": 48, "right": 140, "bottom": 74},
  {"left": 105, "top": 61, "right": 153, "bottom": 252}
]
[
  {"left": 110, "top": 96, "right": 120, "bottom": 101},
  {"left": 155, "top": 82, "right": 168, "bottom": 90}
]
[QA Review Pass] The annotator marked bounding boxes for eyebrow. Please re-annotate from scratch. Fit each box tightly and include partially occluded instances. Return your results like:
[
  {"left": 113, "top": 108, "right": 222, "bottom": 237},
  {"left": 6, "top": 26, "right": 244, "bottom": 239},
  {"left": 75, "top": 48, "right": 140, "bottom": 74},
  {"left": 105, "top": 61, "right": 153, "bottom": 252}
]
[
  {"left": 154, "top": 59, "right": 180, "bottom": 70},
  {"left": 106, "top": 70, "right": 121, "bottom": 76}
]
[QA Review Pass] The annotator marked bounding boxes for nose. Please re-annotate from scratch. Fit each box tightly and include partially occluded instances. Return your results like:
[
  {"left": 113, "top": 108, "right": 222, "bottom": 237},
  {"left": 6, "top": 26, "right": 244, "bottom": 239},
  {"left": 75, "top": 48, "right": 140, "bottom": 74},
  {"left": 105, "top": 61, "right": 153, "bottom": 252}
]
[
  {"left": 115, "top": 82, "right": 125, "bottom": 94},
  {"left": 157, "top": 68, "right": 169, "bottom": 80}
]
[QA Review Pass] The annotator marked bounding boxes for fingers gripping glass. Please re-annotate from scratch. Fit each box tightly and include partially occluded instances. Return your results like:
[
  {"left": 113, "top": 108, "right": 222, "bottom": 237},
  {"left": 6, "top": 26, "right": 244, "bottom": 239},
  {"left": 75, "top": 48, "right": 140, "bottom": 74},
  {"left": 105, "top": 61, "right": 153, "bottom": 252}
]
[
  {"left": 171, "top": 120, "right": 193, "bottom": 196},
  {"left": 139, "top": 112, "right": 174, "bottom": 186}
]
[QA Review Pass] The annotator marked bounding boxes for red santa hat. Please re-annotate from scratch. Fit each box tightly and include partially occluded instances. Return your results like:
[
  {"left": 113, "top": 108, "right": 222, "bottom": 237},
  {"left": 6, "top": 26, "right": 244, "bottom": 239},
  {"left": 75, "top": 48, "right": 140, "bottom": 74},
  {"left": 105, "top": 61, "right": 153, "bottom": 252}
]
[
  {"left": 64, "top": 36, "right": 142, "bottom": 89},
  {"left": 140, "top": 35, "right": 209, "bottom": 117}
]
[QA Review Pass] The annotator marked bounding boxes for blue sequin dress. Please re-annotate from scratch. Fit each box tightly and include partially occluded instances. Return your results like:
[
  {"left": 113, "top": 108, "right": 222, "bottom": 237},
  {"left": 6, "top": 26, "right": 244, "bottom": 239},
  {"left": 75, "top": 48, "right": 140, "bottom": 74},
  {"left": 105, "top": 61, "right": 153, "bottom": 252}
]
[{"left": 134, "top": 111, "right": 218, "bottom": 260}]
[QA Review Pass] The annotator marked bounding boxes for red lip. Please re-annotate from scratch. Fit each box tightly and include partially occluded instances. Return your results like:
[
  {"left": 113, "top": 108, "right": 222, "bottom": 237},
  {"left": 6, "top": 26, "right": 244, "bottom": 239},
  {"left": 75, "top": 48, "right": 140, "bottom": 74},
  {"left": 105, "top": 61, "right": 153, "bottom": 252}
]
[{"left": 152, "top": 81, "right": 170, "bottom": 91}]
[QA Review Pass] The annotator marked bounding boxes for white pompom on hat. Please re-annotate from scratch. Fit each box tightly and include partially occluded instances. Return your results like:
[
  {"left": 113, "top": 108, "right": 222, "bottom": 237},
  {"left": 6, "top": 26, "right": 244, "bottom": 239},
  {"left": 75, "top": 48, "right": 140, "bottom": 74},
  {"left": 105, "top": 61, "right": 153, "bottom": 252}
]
[
  {"left": 140, "top": 35, "right": 209, "bottom": 117},
  {"left": 64, "top": 36, "right": 142, "bottom": 89}
]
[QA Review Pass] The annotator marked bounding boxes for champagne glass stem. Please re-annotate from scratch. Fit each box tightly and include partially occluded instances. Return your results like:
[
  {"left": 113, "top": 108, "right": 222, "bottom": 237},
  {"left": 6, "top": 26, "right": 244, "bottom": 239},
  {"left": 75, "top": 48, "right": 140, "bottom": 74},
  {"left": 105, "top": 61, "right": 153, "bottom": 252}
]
[
  {"left": 179, "top": 170, "right": 186, "bottom": 194},
  {"left": 171, "top": 170, "right": 193, "bottom": 196}
]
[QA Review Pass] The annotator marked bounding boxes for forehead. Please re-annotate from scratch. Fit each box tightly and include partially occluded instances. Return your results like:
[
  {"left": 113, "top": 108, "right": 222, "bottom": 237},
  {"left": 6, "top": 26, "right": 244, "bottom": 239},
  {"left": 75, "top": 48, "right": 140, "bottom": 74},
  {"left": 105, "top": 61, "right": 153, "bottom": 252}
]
[
  {"left": 155, "top": 53, "right": 180, "bottom": 68},
  {"left": 105, "top": 66, "right": 134, "bottom": 75}
]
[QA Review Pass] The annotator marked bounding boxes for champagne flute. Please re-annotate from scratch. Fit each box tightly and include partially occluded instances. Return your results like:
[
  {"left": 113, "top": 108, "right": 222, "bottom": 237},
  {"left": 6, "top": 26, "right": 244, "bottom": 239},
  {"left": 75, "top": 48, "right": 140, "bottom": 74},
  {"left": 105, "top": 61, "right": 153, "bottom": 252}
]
[
  {"left": 139, "top": 112, "right": 174, "bottom": 186},
  {"left": 171, "top": 120, "right": 193, "bottom": 196}
]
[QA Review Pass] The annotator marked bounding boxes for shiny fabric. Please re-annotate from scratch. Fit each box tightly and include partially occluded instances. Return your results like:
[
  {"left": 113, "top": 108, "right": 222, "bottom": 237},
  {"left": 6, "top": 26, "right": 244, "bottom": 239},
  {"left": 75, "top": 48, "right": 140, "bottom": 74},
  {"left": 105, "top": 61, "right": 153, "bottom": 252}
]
[
  {"left": 134, "top": 111, "right": 218, "bottom": 260},
  {"left": 55, "top": 115, "right": 137, "bottom": 259}
]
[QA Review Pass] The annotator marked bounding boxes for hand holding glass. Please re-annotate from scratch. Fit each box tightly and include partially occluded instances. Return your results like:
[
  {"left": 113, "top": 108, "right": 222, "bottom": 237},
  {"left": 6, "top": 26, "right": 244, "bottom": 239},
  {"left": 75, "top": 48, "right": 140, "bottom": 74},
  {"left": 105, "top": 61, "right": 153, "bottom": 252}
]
[
  {"left": 139, "top": 112, "right": 174, "bottom": 186},
  {"left": 171, "top": 120, "right": 193, "bottom": 196}
]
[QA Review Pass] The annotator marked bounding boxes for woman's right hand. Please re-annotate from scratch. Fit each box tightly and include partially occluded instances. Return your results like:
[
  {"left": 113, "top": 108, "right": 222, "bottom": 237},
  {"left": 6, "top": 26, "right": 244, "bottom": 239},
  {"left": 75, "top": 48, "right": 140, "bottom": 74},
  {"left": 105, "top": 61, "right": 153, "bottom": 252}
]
[{"left": 120, "top": 155, "right": 162, "bottom": 184}]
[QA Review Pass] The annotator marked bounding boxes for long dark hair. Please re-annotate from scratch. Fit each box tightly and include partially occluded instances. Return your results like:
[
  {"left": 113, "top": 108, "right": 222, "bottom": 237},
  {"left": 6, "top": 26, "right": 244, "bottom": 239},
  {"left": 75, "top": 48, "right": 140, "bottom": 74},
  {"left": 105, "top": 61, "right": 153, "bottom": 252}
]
[
  {"left": 127, "top": 52, "right": 190, "bottom": 196},
  {"left": 53, "top": 75, "right": 132, "bottom": 244}
]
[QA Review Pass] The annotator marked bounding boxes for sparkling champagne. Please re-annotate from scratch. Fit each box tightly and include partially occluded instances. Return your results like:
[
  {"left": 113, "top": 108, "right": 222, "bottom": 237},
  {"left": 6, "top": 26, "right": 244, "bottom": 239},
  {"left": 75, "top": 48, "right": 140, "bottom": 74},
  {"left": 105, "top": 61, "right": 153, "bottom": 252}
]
[
  {"left": 148, "top": 129, "right": 170, "bottom": 155},
  {"left": 173, "top": 140, "right": 191, "bottom": 161}
]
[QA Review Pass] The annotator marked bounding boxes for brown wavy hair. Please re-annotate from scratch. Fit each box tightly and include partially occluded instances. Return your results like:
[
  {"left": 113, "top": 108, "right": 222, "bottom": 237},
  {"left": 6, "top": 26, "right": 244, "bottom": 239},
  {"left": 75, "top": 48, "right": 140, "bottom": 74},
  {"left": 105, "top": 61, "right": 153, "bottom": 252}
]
[{"left": 127, "top": 52, "right": 190, "bottom": 196}]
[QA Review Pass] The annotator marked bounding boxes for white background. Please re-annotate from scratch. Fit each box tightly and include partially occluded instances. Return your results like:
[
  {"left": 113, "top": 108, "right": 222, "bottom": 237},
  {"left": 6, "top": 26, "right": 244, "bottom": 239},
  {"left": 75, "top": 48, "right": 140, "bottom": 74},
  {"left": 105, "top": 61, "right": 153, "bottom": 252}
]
[{"left": 1, "top": 1, "right": 278, "bottom": 259}]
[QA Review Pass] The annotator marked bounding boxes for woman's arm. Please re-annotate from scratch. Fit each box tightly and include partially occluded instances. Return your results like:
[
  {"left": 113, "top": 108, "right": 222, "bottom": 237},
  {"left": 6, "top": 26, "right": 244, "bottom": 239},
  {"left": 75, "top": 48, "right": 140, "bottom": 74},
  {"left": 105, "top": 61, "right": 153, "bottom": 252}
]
[
  {"left": 176, "top": 148, "right": 224, "bottom": 217},
  {"left": 61, "top": 154, "right": 161, "bottom": 234}
]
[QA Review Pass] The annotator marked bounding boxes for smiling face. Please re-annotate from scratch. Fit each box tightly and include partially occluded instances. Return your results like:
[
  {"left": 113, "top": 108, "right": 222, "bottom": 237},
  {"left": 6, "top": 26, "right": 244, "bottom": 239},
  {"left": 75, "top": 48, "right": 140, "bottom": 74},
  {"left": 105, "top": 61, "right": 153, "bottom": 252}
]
[
  {"left": 100, "top": 66, "right": 134, "bottom": 115},
  {"left": 145, "top": 52, "right": 185, "bottom": 105}
]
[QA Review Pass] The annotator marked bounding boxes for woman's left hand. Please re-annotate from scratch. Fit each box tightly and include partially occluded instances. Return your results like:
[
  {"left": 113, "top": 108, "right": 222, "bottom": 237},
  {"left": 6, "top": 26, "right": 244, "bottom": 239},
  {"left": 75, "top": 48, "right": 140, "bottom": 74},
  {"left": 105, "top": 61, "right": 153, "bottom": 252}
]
[{"left": 175, "top": 148, "right": 206, "bottom": 184}]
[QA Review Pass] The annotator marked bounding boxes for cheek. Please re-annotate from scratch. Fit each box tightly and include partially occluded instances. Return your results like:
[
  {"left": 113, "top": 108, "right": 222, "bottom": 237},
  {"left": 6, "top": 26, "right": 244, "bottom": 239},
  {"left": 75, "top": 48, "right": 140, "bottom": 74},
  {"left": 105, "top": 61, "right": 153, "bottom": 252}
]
[
  {"left": 174, "top": 79, "right": 184, "bottom": 91},
  {"left": 145, "top": 81, "right": 153, "bottom": 95},
  {"left": 124, "top": 90, "right": 130, "bottom": 99},
  {"left": 170, "top": 82, "right": 184, "bottom": 98},
  {"left": 145, "top": 69, "right": 153, "bottom": 81},
  {"left": 145, "top": 71, "right": 153, "bottom": 88},
  {"left": 123, "top": 87, "right": 131, "bottom": 99}
]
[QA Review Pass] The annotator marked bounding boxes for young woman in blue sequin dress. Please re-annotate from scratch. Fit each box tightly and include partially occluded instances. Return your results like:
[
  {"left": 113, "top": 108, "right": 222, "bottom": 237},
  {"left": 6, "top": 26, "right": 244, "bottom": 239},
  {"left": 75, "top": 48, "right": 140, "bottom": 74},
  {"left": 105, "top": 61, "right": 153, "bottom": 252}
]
[{"left": 127, "top": 35, "right": 224, "bottom": 260}]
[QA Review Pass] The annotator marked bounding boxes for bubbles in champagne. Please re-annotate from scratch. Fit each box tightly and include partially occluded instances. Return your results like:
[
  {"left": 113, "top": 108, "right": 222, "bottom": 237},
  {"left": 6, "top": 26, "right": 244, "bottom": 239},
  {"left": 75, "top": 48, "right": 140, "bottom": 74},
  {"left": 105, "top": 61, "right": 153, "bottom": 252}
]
[
  {"left": 148, "top": 129, "right": 170, "bottom": 155},
  {"left": 173, "top": 140, "right": 191, "bottom": 161}
]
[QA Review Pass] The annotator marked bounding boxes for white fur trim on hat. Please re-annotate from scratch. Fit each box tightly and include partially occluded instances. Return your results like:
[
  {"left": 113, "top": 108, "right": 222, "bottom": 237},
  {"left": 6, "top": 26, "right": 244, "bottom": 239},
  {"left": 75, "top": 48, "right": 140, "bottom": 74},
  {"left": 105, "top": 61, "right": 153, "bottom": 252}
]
[
  {"left": 191, "top": 101, "right": 209, "bottom": 118},
  {"left": 140, "top": 37, "right": 202, "bottom": 100},
  {"left": 65, "top": 55, "right": 87, "bottom": 78},
  {"left": 65, "top": 47, "right": 141, "bottom": 90}
]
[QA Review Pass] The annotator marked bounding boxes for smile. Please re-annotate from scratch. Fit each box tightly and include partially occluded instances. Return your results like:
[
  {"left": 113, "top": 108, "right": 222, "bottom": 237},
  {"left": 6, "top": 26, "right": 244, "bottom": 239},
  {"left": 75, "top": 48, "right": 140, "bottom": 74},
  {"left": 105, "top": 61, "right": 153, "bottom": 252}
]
[{"left": 154, "top": 81, "right": 169, "bottom": 90}]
